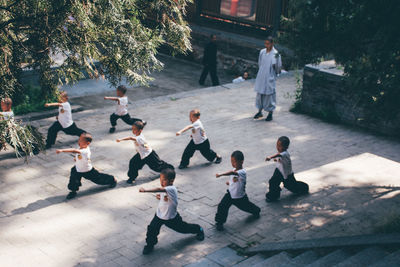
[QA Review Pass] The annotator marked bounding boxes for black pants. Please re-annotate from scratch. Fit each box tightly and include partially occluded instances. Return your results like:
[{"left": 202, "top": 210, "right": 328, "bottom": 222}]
[
  {"left": 215, "top": 191, "right": 261, "bottom": 225},
  {"left": 68, "top": 167, "right": 115, "bottom": 192},
  {"left": 128, "top": 151, "right": 174, "bottom": 180},
  {"left": 180, "top": 139, "right": 217, "bottom": 167},
  {"left": 266, "top": 168, "right": 309, "bottom": 201},
  {"left": 199, "top": 64, "right": 219, "bottom": 86},
  {"left": 146, "top": 213, "right": 201, "bottom": 246},
  {"left": 46, "top": 121, "right": 85, "bottom": 147},
  {"left": 110, "top": 113, "right": 142, "bottom": 127}
]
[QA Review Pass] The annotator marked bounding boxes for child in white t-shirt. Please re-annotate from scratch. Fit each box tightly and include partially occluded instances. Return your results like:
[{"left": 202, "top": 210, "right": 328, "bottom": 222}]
[
  {"left": 45, "top": 91, "right": 85, "bottom": 149},
  {"left": 139, "top": 168, "right": 204, "bottom": 255},
  {"left": 265, "top": 136, "right": 309, "bottom": 202},
  {"left": 176, "top": 109, "right": 222, "bottom": 169},
  {"left": 104, "top": 85, "right": 145, "bottom": 133},
  {"left": 117, "top": 121, "right": 174, "bottom": 184},
  {"left": 1, "top": 98, "right": 41, "bottom": 155},
  {"left": 232, "top": 71, "right": 249, "bottom": 84},
  {"left": 215, "top": 150, "right": 260, "bottom": 231},
  {"left": 56, "top": 132, "right": 117, "bottom": 199},
  {"left": 0, "top": 97, "right": 14, "bottom": 120}
]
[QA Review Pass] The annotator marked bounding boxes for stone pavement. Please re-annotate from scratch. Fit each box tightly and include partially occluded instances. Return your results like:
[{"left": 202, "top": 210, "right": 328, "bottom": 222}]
[{"left": 1, "top": 73, "right": 400, "bottom": 267}]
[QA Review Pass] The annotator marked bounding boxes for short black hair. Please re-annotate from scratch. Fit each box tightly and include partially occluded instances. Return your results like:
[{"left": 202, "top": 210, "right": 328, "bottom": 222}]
[
  {"left": 161, "top": 168, "right": 176, "bottom": 181},
  {"left": 278, "top": 136, "right": 290, "bottom": 149},
  {"left": 133, "top": 121, "right": 144, "bottom": 130},
  {"left": 117, "top": 85, "right": 127, "bottom": 94},
  {"left": 190, "top": 109, "right": 201, "bottom": 118},
  {"left": 266, "top": 36, "right": 274, "bottom": 43},
  {"left": 81, "top": 132, "right": 93, "bottom": 143},
  {"left": 231, "top": 150, "right": 244, "bottom": 162}
]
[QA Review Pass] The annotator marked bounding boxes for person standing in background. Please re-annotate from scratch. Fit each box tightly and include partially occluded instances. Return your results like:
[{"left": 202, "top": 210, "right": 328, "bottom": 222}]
[{"left": 199, "top": 34, "right": 220, "bottom": 86}]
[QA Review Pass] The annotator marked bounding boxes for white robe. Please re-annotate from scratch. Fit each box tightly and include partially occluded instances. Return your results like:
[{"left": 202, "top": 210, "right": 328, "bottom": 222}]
[{"left": 254, "top": 47, "right": 282, "bottom": 95}]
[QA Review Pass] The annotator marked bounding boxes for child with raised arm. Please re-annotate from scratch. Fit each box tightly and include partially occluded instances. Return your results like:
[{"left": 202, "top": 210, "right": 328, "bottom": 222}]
[
  {"left": 117, "top": 121, "right": 174, "bottom": 184},
  {"left": 265, "top": 136, "right": 309, "bottom": 202},
  {"left": 0, "top": 97, "right": 14, "bottom": 120},
  {"left": 139, "top": 168, "right": 205, "bottom": 255},
  {"left": 104, "top": 85, "right": 145, "bottom": 133},
  {"left": 45, "top": 91, "right": 86, "bottom": 149},
  {"left": 176, "top": 109, "right": 222, "bottom": 169},
  {"left": 56, "top": 132, "right": 117, "bottom": 199},
  {"left": 215, "top": 151, "right": 260, "bottom": 231}
]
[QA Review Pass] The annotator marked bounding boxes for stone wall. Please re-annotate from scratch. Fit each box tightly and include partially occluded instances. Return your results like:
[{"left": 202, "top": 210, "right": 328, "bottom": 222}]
[{"left": 301, "top": 61, "right": 400, "bottom": 137}]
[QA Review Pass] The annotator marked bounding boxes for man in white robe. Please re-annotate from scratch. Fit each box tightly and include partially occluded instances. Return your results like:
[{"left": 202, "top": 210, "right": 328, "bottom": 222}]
[{"left": 253, "top": 37, "right": 282, "bottom": 121}]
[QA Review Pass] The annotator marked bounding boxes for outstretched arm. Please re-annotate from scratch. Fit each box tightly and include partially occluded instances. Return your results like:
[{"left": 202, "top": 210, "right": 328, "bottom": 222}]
[
  {"left": 176, "top": 124, "right": 193, "bottom": 136},
  {"left": 104, "top": 97, "right": 119, "bottom": 102},
  {"left": 265, "top": 153, "right": 282, "bottom": 161},
  {"left": 216, "top": 170, "right": 237, "bottom": 178},
  {"left": 116, "top": 137, "right": 136, "bottom": 142},
  {"left": 56, "top": 148, "right": 81, "bottom": 154},
  {"left": 139, "top": 187, "right": 166, "bottom": 193},
  {"left": 44, "top": 103, "right": 62, "bottom": 107}
]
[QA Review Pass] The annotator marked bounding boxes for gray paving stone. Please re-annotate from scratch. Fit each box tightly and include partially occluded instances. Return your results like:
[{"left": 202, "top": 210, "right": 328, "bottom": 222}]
[
  {"left": 333, "top": 247, "right": 388, "bottom": 267},
  {"left": 184, "top": 257, "right": 222, "bottom": 267},
  {"left": 205, "top": 247, "right": 245, "bottom": 266},
  {"left": 307, "top": 249, "right": 352, "bottom": 267},
  {"left": 253, "top": 251, "right": 293, "bottom": 267},
  {"left": 370, "top": 249, "right": 400, "bottom": 267}
]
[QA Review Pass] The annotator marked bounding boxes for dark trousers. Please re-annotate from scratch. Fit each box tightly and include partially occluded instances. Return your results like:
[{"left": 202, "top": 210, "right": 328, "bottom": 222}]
[
  {"left": 110, "top": 113, "right": 142, "bottom": 127},
  {"left": 128, "top": 151, "right": 174, "bottom": 180},
  {"left": 215, "top": 191, "right": 261, "bottom": 225},
  {"left": 46, "top": 121, "right": 85, "bottom": 147},
  {"left": 199, "top": 64, "right": 219, "bottom": 86},
  {"left": 180, "top": 139, "right": 217, "bottom": 167},
  {"left": 68, "top": 167, "right": 115, "bottom": 192},
  {"left": 266, "top": 168, "right": 309, "bottom": 201},
  {"left": 146, "top": 213, "right": 201, "bottom": 246}
]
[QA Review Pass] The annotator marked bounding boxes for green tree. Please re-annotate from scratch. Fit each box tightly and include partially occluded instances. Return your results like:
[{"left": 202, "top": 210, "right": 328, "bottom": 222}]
[
  {"left": 0, "top": 0, "right": 192, "bottom": 157},
  {"left": 281, "top": 0, "right": 400, "bottom": 121}
]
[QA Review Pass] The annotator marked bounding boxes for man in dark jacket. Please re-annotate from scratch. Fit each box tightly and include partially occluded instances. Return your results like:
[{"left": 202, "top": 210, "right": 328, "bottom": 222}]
[{"left": 199, "top": 34, "right": 220, "bottom": 86}]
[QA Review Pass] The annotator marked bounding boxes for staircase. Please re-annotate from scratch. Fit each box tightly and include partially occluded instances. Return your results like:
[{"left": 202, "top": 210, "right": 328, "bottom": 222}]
[{"left": 185, "top": 234, "right": 400, "bottom": 267}]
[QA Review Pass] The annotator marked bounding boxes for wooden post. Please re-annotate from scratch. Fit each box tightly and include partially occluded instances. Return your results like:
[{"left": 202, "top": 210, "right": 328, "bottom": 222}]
[{"left": 272, "top": 0, "right": 282, "bottom": 36}]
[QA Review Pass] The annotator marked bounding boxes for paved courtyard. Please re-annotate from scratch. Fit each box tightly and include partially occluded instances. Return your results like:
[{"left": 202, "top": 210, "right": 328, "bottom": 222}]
[{"left": 1, "top": 72, "right": 400, "bottom": 266}]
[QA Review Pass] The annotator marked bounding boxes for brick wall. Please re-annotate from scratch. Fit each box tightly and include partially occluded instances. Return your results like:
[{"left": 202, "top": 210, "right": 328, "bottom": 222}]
[{"left": 301, "top": 61, "right": 400, "bottom": 137}]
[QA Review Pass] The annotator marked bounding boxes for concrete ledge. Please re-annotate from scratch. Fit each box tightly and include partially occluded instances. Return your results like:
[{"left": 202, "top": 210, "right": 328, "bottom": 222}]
[
  {"left": 247, "top": 234, "right": 400, "bottom": 254},
  {"left": 15, "top": 105, "right": 84, "bottom": 123}
]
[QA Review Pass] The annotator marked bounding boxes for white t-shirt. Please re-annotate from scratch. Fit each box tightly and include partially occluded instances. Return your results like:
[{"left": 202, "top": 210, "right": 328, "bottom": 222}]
[
  {"left": 115, "top": 96, "right": 128, "bottom": 116},
  {"left": 0, "top": 111, "right": 14, "bottom": 120},
  {"left": 276, "top": 151, "right": 293, "bottom": 179},
  {"left": 228, "top": 169, "right": 247, "bottom": 199},
  {"left": 58, "top": 102, "right": 73, "bottom": 128},
  {"left": 191, "top": 120, "right": 207, "bottom": 145},
  {"left": 232, "top": 76, "right": 245, "bottom": 83},
  {"left": 156, "top": 185, "right": 178, "bottom": 220},
  {"left": 134, "top": 133, "right": 152, "bottom": 159},
  {"left": 75, "top": 147, "right": 93, "bottom": 173}
]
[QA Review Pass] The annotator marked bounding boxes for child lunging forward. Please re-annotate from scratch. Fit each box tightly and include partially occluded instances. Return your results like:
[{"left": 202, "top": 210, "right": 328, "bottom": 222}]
[
  {"left": 117, "top": 121, "right": 174, "bottom": 184},
  {"left": 104, "top": 85, "right": 145, "bottom": 133},
  {"left": 140, "top": 168, "right": 205, "bottom": 255},
  {"left": 57, "top": 132, "right": 117, "bottom": 199},
  {"left": 215, "top": 151, "right": 261, "bottom": 231},
  {"left": 176, "top": 109, "right": 222, "bottom": 169},
  {"left": 265, "top": 136, "right": 309, "bottom": 202},
  {"left": 45, "top": 91, "right": 86, "bottom": 149}
]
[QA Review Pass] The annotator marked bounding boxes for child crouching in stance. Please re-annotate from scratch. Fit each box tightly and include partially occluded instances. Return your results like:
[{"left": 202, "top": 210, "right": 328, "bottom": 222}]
[
  {"left": 139, "top": 168, "right": 205, "bottom": 255},
  {"left": 117, "top": 121, "right": 174, "bottom": 184},
  {"left": 56, "top": 132, "right": 117, "bottom": 199},
  {"left": 215, "top": 151, "right": 261, "bottom": 231},
  {"left": 265, "top": 136, "right": 309, "bottom": 202}
]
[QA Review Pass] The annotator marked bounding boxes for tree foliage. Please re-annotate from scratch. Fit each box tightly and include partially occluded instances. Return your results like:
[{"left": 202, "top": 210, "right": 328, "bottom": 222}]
[
  {"left": 0, "top": 0, "right": 192, "bottom": 157},
  {"left": 281, "top": 0, "right": 400, "bottom": 121}
]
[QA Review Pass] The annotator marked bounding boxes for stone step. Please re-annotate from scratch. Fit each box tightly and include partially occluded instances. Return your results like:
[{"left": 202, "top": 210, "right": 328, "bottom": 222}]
[
  {"left": 253, "top": 252, "right": 293, "bottom": 267},
  {"left": 233, "top": 254, "right": 267, "bottom": 267},
  {"left": 333, "top": 247, "right": 388, "bottom": 267},
  {"left": 306, "top": 249, "right": 352, "bottom": 267},
  {"left": 281, "top": 250, "right": 320, "bottom": 267},
  {"left": 370, "top": 249, "right": 400, "bottom": 267}
]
